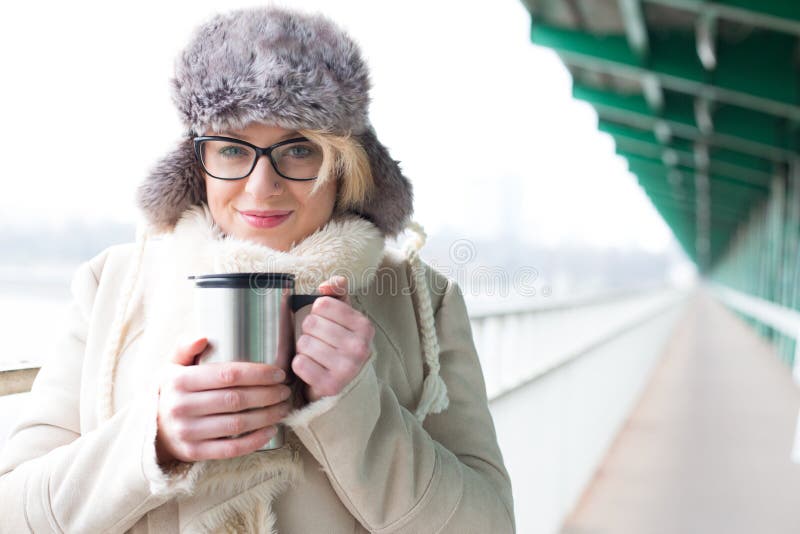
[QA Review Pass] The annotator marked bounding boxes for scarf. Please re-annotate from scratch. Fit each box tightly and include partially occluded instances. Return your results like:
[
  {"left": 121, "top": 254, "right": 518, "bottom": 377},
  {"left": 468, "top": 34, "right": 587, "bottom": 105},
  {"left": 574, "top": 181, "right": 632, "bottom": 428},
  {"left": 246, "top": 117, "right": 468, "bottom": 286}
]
[{"left": 92, "top": 203, "right": 448, "bottom": 532}]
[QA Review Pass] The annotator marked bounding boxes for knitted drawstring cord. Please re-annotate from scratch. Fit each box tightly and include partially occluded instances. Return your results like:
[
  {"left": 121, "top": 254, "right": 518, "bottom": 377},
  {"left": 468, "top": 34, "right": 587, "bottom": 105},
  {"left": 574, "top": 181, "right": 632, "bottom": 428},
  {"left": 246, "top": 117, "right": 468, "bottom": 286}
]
[
  {"left": 403, "top": 220, "right": 450, "bottom": 421},
  {"left": 96, "top": 222, "right": 152, "bottom": 422},
  {"left": 95, "top": 218, "right": 448, "bottom": 424}
]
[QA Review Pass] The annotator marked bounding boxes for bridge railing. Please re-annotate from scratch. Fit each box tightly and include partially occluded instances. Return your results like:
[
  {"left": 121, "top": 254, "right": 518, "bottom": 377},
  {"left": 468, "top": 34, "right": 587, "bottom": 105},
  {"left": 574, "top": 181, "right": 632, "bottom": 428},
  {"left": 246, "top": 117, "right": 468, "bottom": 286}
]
[{"left": 476, "top": 284, "right": 690, "bottom": 534}]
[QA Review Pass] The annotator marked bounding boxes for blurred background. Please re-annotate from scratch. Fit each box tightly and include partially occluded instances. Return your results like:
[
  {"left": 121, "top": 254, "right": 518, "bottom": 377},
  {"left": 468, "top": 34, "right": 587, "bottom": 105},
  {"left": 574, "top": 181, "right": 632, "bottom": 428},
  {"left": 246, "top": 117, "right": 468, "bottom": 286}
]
[{"left": 1, "top": 1, "right": 798, "bottom": 532}]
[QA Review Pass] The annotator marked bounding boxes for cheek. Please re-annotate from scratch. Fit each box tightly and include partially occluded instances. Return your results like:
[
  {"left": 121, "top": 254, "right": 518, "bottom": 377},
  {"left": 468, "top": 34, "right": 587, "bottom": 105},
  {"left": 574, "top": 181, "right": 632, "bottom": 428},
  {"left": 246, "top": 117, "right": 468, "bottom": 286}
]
[
  {"left": 308, "top": 180, "right": 338, "bottom": 215},
  {"left": 204, "top": 177, "right": 242, "bottom": 232},
  {"left": 205, "top": 177, "right": 237, "bottom": 209}
]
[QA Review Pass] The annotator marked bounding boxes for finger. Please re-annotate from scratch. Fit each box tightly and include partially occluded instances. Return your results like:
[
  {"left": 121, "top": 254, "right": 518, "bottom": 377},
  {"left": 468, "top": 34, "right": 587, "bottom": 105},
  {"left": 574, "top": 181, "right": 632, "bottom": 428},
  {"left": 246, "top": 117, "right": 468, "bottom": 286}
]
[
  {"left": 172, "top": 337, "right": 208, "bottom": 366},
  {"left": 301, "top": 313, "right": 352, "bottom": 349},
  {"left": 174, "top": 385, "right": 293, "bottom": 417},
  {"left": 174, "top": 362, "right": 287, "bottom": 392},
  {"left": 292, "top": 352, "right": 331, "bottom": 386},
  {"left": 318, "top": 276, "right": 350, "bottom": 304},
  {"left": 310, "top": 296, "right": 366, "bottom": 331},
  {"left": 177, "top": 401, "right": 292, "bottom": 441},
  {"left": 318, "top": 275, "right": 348, "bottom": 296},
  {"left": 295, "top": 334, "right": 357, "bottom": 379},
  {"left": 187, "top": 426, "right": 278, "bottom": 461}
]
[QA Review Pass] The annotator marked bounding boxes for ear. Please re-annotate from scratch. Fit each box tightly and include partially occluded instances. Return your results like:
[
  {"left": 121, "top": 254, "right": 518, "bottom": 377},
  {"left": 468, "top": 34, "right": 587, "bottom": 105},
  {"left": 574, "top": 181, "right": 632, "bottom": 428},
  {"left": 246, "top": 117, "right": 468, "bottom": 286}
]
[
  {"left": 355, "top": 124, "right": 414, "bottom": 237},
  {"left": 137, "top": 137, "right": 207, "bottom": 233}
]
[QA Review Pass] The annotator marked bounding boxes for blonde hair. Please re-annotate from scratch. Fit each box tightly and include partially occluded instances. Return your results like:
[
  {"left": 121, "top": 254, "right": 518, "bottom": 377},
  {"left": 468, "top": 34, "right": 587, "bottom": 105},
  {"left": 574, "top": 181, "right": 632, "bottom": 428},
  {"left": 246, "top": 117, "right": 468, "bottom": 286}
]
[{"left": 298, "top": 129, "right": 374, "bottom": 212}]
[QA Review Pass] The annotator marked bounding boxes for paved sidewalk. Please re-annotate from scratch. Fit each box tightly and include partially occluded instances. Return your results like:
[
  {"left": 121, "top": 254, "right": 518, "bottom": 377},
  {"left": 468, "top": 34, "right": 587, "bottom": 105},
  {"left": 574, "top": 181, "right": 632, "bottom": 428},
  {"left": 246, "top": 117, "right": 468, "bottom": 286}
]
[{"left": 561, "top": 286, "right": 800, "bottom": 534}]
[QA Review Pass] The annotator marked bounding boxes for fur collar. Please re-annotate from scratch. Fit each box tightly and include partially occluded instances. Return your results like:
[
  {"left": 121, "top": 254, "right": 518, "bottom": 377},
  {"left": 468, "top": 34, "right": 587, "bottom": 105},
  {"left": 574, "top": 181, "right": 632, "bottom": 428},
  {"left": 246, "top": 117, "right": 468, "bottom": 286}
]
[{"left": 167, "top": 203, "right": 386, "bottom": 294}]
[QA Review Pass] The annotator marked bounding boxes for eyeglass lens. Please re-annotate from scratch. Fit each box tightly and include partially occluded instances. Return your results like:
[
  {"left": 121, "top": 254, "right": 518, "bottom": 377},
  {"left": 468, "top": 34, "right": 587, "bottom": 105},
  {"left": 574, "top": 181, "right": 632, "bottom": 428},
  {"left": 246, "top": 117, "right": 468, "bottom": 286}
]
[{"left": 198, "top": 139, "right": 323, "bottom": 179}]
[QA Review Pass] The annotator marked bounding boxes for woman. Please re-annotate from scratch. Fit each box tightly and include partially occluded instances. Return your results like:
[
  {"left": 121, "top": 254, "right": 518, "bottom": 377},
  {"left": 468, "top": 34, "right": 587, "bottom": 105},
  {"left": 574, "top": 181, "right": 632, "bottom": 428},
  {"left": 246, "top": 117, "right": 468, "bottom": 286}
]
[{"left": 0, "top": 6, "right": 514, "bottom": 533}]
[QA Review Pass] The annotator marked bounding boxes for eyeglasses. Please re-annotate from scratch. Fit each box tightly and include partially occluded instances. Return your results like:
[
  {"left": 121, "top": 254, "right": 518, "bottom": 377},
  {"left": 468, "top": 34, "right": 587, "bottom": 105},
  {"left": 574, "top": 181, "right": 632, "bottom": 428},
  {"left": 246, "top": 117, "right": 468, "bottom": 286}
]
[{"left": 193, "top": 135, "right": 322, "bottom": 181}]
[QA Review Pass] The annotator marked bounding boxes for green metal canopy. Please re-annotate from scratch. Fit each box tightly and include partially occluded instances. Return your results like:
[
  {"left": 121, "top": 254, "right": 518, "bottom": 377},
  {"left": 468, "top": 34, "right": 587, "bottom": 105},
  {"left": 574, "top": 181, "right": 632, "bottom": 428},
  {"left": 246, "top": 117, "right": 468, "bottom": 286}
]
[{"left": 521, "top": 0, "right": 800, "bottom": 272}]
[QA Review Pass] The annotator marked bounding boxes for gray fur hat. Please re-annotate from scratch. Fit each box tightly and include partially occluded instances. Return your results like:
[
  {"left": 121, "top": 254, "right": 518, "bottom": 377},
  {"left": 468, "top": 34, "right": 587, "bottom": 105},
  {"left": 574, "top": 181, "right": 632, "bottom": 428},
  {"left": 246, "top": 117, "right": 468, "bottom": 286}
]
[{"left": 136, "top": 5, "right": 413, "bottom": 237}]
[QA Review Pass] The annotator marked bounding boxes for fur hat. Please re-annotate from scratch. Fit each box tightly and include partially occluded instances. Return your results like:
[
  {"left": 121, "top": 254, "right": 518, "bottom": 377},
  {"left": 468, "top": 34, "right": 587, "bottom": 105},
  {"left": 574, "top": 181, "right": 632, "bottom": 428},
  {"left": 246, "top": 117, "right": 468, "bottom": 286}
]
[{"left": 136, "top": 5, "right": 413, "bottom": 237}]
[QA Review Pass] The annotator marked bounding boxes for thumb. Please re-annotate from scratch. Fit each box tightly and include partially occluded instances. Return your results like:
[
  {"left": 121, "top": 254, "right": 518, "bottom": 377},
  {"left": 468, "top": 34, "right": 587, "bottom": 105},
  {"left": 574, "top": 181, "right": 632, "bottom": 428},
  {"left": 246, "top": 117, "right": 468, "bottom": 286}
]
[
  {"left": 318, "top": 275, "right": 349, "bottom": 299},
  {"left": 172, "top": 337, "right": 208, "bottom": 366}
]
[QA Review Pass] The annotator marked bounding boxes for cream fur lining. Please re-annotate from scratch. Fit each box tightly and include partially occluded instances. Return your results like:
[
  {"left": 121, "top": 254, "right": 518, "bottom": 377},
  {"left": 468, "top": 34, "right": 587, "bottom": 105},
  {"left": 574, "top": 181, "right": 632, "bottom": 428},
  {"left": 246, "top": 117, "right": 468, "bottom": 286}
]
[
  {"left": 170, "top": 203, "right": 386, "bottom": 294},
  {"left": 180, "top": 439, "right": 304, "bottom": 533}
]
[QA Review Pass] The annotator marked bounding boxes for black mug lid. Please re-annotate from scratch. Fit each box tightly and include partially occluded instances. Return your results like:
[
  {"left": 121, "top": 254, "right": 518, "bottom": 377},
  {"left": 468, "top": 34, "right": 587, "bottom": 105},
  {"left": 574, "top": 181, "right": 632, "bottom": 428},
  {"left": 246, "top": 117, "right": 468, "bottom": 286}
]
[{"left": 188, "top": 272, "right": 295, "bottom": 289}]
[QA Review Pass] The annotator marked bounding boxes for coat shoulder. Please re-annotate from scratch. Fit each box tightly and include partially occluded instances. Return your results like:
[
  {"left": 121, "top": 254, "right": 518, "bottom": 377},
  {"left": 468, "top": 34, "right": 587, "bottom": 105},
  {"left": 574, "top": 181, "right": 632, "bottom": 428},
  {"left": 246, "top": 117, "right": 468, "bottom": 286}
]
[
  {"left": 84, "top": 242, "right": 137, "bottom": 280},
  {"left": 378, "top": 247, "right": 452, "bottom": 313},
  {"left": 85, "top": 233, "right": 167, "bottom": 282}
]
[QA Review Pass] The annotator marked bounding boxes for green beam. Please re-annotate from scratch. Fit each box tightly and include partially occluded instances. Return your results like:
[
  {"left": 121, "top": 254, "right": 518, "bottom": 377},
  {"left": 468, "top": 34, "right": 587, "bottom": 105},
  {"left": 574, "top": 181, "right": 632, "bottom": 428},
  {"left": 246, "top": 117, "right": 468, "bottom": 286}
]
[
  {"left": 643, "top": 191, "right": 746, "bottom": 224},
  {"left": 635, "top": 167, "right": 756, "bottom": 199},
  {"left": 531, "top": 22, "right": 800, "bottom": 120},
  {"left": 644, "top": 189, "right": 741, "bottom": 232},
  {"left": 639, "top": 189, "right": 750, "bottom": 224},
  {"left": 635, "top": 170, "right": 761, "bottom": 222},
  {"left": 639, "top": 187, "right": 752, "bottom": 217},
  {"left": 612, "top": 136, "right": 771, "bottom": 186},
  {"left": 644, "top": 0, "right": 800, "bottom": 36},
  {"left": 574, "top": 83, "right": 797, "bottom": 162},
  {"left": 622, "top": 152, "right": 770, "bottom": 194},
  {"left": 642, "top": 188, "right": 733, "bottom": 272},
  {"left": 634, "top": 179, "right": 760, "bottom": 212},
  {"left": 598, "top": 119, "right": 774, "bottom": 184},
  {"left": 634, "top": 169, "right": 762, "bottom": 202},
  {"left": 639, "top": 184, "right": 750, "bottom": 219}
]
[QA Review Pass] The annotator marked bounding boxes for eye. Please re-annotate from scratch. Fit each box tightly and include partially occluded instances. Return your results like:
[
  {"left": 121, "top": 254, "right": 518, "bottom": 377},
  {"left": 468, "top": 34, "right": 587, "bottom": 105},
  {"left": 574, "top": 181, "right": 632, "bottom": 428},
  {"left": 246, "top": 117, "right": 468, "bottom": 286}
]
[
  {"left": 219, "top": 145, "right": 249, "bottom": 158},
  {"left": 286, "top": 145, "right": 313, "bottom": 158}
]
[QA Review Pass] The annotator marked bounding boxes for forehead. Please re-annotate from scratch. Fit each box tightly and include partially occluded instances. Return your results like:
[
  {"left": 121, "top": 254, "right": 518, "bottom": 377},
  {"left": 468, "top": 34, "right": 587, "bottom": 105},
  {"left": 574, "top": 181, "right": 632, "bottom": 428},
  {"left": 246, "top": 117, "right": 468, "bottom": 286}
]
[{"left": 216, "top": 122, "right": 299, "bottom": 141}]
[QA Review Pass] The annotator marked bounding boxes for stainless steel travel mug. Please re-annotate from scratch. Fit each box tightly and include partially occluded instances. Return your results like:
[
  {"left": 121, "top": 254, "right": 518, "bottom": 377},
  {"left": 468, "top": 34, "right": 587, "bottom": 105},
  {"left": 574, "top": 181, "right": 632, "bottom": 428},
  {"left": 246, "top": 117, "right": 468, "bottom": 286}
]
[{"left": 189, "top": 272, "right": 323, "bottom": 451}]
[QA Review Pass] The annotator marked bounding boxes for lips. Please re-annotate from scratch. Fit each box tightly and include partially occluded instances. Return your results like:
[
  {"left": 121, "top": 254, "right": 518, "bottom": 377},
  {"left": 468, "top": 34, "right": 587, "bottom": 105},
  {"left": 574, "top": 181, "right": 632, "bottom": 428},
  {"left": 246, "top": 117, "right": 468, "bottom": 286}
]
[
  {"left": 238, "top": 209, "right": 293, "bottom": 229},
  {"left": 239, "top": 209, "right": 293, "bottom": 217}
]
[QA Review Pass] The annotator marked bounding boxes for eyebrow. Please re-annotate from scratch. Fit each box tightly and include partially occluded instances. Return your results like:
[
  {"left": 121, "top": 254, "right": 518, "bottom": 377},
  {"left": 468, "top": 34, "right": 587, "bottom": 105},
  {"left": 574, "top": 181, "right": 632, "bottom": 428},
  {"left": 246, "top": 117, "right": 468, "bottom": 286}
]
[{"left": 220, "top": 130, "right": 300, "bottom": 142}]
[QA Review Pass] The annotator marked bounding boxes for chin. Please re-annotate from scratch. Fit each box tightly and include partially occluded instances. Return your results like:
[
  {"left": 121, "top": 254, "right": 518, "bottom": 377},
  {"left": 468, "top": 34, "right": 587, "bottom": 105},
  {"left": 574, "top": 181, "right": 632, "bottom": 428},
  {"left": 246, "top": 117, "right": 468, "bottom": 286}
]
[{"left": 245, "top": 227, "right": 292, "bottom": 251}]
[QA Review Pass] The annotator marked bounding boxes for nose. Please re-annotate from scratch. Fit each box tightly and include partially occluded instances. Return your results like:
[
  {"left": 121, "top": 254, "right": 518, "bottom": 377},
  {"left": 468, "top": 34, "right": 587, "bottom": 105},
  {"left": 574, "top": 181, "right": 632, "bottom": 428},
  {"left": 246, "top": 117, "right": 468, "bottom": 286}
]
[{"left": 244, "top": 155, "right": 284, "bottom": 198}]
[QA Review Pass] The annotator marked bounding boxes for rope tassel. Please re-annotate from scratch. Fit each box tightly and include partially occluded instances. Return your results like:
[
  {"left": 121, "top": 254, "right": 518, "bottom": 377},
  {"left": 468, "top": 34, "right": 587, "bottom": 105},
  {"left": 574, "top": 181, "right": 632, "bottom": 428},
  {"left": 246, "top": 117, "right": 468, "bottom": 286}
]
[{"left": 403, "top": 220, "right": 450, "bottom": 421}]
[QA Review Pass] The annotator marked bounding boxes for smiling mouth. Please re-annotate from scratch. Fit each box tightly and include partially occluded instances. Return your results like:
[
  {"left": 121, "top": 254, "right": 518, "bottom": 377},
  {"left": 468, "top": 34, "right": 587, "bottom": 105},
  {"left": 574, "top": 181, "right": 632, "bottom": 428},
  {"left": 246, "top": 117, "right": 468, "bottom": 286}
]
[{"left": 237, "top": 210, "right": 293, "bottom": 229}]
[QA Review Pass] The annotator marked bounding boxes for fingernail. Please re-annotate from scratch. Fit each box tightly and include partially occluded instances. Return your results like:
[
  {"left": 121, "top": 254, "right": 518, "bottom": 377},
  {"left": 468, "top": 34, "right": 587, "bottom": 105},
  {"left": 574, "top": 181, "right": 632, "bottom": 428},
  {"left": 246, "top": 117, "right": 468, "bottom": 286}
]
[
  {"left": 273, "top": 369, "right": 286, "bottom": 382},
  {"left": 264, "top": 426, "right": 277, "bottom": 441}
]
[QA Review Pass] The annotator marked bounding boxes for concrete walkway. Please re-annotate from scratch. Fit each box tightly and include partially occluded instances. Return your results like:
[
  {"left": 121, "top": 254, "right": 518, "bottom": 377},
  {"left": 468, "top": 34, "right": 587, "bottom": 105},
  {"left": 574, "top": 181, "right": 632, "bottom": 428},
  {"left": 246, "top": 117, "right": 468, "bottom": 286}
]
[{"left": 561, "top": 286, "right": 800, "bottom": 534}]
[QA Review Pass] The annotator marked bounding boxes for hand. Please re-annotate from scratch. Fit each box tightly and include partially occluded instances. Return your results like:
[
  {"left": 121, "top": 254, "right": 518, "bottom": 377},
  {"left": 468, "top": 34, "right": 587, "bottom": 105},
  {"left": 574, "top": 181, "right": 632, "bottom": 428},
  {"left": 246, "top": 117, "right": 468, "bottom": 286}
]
[
  {"left": 292, "top": 276, "right": 376, "bottom": 403},
  {"left": 155, "top": 337, "right": 293, "bottom": 466}
]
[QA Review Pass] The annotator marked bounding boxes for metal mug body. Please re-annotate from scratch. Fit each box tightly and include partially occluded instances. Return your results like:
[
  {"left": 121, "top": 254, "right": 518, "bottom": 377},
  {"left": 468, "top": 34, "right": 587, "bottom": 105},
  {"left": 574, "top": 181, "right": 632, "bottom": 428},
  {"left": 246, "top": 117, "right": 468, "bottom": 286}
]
[{"left": 190, "top": 273, "right": 295, "bottom": 451}]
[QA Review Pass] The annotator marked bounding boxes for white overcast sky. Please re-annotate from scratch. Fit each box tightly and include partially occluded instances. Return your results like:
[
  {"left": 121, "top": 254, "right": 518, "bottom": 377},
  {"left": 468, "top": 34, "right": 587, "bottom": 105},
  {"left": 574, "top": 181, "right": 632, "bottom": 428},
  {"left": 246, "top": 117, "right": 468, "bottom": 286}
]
[{"left": 0, "top": 0, "right": 683, "bottom": 256}]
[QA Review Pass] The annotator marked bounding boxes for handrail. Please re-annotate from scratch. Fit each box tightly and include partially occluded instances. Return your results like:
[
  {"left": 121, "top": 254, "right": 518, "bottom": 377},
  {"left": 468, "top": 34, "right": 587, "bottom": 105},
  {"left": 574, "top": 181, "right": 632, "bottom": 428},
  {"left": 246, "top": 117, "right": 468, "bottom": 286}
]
[
  {"left": 488, "top": 293, "right": 683, "bottom": 402},
  {"left": 0, "top": 366, "right": 39, "bottom": 396},
  {"left": 470, "top": 286, "right": 689, "bottom": 400},
  {"left": 708, "top": 282, "right": 800, "bottom": 464},
  {"left": 467, "top": 281, "right": 675, "bottom": 319},
  {"left": 709, "top": 282, "right": 800, "bottom": 377}
]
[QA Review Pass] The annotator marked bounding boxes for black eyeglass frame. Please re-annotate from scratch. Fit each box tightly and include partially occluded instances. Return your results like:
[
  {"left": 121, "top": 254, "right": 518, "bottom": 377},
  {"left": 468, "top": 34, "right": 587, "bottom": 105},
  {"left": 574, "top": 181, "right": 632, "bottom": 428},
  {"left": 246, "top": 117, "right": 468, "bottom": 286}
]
[{"left": 193, "top": 135, "right": 320, "bottom": 181}]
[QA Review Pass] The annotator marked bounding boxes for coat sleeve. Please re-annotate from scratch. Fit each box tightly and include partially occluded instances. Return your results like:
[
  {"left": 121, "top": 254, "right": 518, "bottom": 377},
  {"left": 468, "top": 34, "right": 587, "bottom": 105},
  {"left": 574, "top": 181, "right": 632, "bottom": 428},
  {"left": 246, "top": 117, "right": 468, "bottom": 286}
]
[
  {"left": 0, "top": 251, "right": 199, "bottom": 534},
  {"left": 283, "top": 276, "right": 515, "bottom": 533}
]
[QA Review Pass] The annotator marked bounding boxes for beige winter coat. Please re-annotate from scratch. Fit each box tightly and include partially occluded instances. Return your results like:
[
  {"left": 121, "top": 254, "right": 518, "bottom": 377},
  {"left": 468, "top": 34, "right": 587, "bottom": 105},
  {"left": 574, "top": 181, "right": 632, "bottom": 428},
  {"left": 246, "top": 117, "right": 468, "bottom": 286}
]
[{"left": 0, "top": 205, "right": 514, "bottom": 533}]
